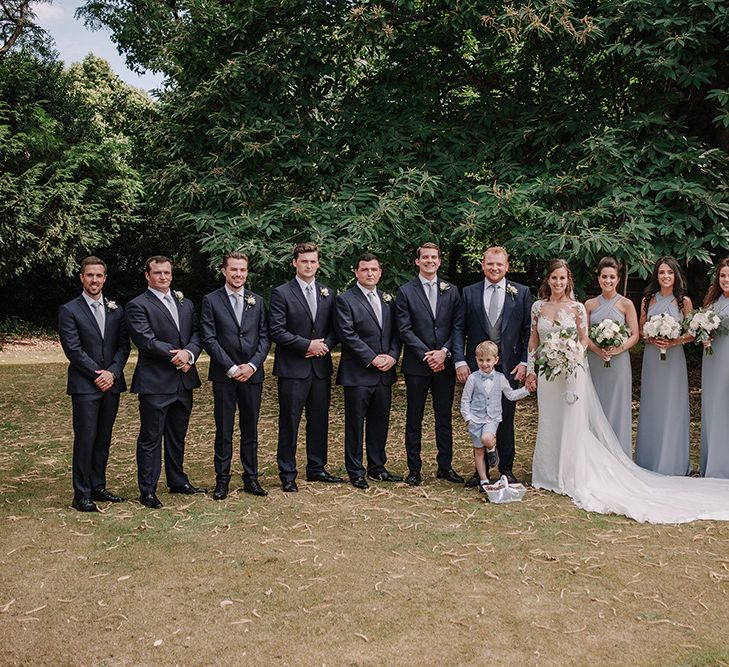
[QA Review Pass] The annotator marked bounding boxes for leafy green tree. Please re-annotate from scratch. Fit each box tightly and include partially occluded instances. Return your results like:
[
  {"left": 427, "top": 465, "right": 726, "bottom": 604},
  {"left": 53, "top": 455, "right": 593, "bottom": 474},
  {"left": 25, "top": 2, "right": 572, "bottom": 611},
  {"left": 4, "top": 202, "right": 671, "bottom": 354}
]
[{"left": 77, "top": 0, "right": 729, "bottom": 291}]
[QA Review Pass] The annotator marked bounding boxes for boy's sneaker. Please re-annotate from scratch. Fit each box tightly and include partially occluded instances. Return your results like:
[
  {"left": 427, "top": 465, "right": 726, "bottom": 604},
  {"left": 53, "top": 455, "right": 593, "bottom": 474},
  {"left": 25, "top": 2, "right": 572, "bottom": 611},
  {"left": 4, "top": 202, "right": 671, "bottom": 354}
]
[
  {"left": 478, "top": 480, "right": 490, "bottom": 494},
  {"left": 486, "top": 447, "right": 499, "bottom": 468}
]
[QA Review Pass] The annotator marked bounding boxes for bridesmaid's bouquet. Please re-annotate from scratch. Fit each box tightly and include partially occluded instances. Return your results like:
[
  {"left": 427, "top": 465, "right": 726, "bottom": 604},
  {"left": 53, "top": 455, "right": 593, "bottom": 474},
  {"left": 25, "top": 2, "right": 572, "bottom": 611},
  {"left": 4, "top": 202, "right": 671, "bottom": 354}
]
[
  {"left": 682, "top": 307, "right": 724, "bottom": 356},
  {"left": 589, "top": 319, "right": 630, "bottom": 367},
  {"left": 643, "top": 313, "right": 682, "bottom": 361},
  {"left": 535, "top": 326, "right": 585, "bottom": 380}
]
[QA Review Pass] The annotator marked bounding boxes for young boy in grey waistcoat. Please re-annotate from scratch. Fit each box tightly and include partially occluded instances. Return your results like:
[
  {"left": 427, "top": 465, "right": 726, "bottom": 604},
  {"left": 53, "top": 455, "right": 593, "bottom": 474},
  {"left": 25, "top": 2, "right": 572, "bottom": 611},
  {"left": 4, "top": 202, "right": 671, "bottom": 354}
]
[{"left": 460, "top": 341, "right": 530, "bottom": 491}]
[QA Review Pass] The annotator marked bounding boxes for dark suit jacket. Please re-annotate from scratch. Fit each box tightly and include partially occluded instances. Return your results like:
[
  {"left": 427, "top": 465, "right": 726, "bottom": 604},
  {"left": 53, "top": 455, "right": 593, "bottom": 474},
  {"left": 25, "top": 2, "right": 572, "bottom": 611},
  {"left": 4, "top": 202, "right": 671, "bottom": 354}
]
[
  {"left": 126, "top": 289, "right": 202, "bottom": 394},
  {"left": 58, "top": 295, "right": 130, "bottom": 395},
  {"left": 395, "top": 278, "right": 464, "bottom": 376},
  {"left": 269, "top": 279, "right": 337, "bottom": 379},
  {"left": 200, "top": 286, "right": 269, "bottom": 384},
  {"left": 334, "top": 286, "right": 400, "bottom": 387},
  {"left": 452, "top": 280, "right": 532, "bottom": 381}
]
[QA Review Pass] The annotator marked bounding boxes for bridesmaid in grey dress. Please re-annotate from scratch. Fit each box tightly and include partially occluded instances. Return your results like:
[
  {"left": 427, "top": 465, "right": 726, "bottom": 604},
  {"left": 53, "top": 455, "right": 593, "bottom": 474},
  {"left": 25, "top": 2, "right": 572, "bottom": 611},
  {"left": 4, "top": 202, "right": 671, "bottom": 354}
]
[
  {"left": 636, "top": 256, "right": 694, "bottom": 475},
  {"left": 700, "top": 259, "right": 729, "bottom": 477},
  {"left": 585, "top": 257, "right": 639, "bottom": 456}
]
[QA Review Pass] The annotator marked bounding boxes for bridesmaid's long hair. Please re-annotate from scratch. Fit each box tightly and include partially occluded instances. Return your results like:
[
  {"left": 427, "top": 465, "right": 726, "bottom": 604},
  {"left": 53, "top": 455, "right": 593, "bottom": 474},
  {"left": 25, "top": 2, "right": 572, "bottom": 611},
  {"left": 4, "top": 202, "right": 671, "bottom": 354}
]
[
  {"left": 538, "top": 259, "right": 575, "bottom": 300},
  {"left": 704, "top": 258, "right": 729, "bottom": 306},
  {"left": 642, "top": 256, "right": 686, "bottom": 315}
]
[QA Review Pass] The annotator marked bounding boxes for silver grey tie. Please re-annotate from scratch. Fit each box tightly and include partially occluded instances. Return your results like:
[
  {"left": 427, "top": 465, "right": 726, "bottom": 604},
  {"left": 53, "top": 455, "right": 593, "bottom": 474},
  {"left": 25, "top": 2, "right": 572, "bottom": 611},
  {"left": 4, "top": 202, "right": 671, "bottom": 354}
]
[
  {"left": 368, "top": 291, "right": 382, "bottom": 327},
  {"left": 163, "top": 294, "right": 180, "bottom": 329},
  {"left": 305, "top": 284, "right": 317, "bottom": 320},
  {"left": 488, "top": 284, "right": 499, "bottom": 325},
  {"left": 92, "top": 300, "right": 104, "bottom": 338},
  {"left": 426, "top": 281, "right": 437, "bottom": 316},
  {"left": 232, "top": 293, "right": 243, "bottom": 325}
]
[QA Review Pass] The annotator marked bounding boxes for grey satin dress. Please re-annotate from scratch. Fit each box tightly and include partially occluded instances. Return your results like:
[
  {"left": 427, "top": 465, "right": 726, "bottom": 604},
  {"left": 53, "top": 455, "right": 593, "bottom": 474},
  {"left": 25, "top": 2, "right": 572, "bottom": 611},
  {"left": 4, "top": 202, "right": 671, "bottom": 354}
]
[
  {"left": 635, "top": 293, "right": 690, "bottom": 475},
  {"left": 700, "top": 295, "right": 729, "bottom": 478},
  {"left": 587, "top": 295, "right": 633, "bottom": 457}
]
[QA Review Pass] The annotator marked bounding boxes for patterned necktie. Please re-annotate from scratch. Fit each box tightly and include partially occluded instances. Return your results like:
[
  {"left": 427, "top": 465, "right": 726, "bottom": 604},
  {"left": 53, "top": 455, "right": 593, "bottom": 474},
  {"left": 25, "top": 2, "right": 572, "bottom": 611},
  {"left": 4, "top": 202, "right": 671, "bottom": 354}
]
[
  {"left": 91, "top": 300, "right": 104, "bottom": 338},
  {"left": 305, "top": 284, "right": 317, "bottom": 320},
  {"left": 163, "top": 293, "right": 180, "bottom": 329},
  {"left": 232, "top": 292, "right": 243, "bottom": 325},
  {"left": 488, "top": 284, "right": 499, "bottom": 325},
  {"left": 368, "top": 291, "right": 382, "bottom": 327},
  {"left": 426, "top": 281, "right": 437, "bottom": 316}
]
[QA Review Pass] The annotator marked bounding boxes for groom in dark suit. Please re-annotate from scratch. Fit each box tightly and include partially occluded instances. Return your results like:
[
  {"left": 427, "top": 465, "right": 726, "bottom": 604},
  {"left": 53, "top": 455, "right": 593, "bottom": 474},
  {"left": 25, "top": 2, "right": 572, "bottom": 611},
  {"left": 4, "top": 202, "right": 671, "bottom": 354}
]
[
  {"left": 201, "top": 251, "right": 270, "bottom": 500},
  {"left": 269, "top": 242, "right": 342, "bottom": 492},
  {"left": 395, "top": 242, "right": 465, "bottom": 486},
  {"left": 453, "top": 246, "right": 532, "bottom": 485},
  {"left": 125, "top": 256, "right": 206, "bottom": 508},
  {"left": 335, "top": 253, "right": 402, "bottom": 489},
  {"left": 58, "top": 256, "right": 130, "bottom": 512}
]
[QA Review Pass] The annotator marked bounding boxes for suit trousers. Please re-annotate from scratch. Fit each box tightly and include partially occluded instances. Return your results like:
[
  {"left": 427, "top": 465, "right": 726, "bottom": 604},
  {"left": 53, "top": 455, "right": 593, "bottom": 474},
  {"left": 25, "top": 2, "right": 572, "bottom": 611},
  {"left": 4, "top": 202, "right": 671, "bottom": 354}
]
[
  {"left": 212, "top": 381, "right": 263, "bottom": 483},
  {"left": 276, "top": 375, "right": 330, "bottom": 481},
  {"left": 496, "top": 392, "right": 516, "bottom": 474},
  {"left": 71, "top": 392, "right": 120, "bottom": 499},
  {"left": 136, "top": 387, "right": 192, "bottom": 495},
  {"left": 343, "top": 384, "right": 391, "bottom": 479},
  {"left": 404, "top": 372, "right": 455, "bottom": 473}
]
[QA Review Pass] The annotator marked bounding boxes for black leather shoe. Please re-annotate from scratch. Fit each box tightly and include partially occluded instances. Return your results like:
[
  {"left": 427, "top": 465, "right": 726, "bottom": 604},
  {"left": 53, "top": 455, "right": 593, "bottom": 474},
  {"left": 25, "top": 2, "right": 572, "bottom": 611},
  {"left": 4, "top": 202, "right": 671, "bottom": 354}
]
[
  {"left": 464, "top": 471, "right": 480, "bottom": 488},
  {"left": 169, "top": 483, "right": 208, "bottom": 495},
  {"left": 139, "top": 494, "right": 163, "bottom": 509},
  {"left": 213, "top": 481, "right": 229, "bottom": 501},
  {"left": 71, "top": 498, "right": 99, "bottom": 512},
  {"left": 436, "top": 467, "right": 465, "bottom": 484},
  {"left": 306, "top": 470, "right": 345, "bottom": 483},
  {"left": 368, "top": 470, "right": 403, "bottom": 482},
  {"left": 243, "top": 479, "right": 268, "bottom": 497},
  {"left": 351, "top": 477, "right": 369, "bottom": 489},
  {"left": 404, "top": 471, "right": 422, "bottom": 487},
  {"left": 282, "top": 480, "right": 298, "bottom": 493},
  {"left": 503, "top": 471, "right": 520, "bottom": 485},
  {"left": 478, "top": 479, "right": 491, "bottom": 493},
  {"left": 91, "top": 488, "right": 124, "bottom": 503}
]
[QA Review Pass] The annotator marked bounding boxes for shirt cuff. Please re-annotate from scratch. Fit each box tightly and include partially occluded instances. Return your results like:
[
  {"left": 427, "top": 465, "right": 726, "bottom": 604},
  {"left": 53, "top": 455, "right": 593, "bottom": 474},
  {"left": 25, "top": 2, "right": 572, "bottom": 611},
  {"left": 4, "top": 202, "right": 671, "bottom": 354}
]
[
  {"left": 247, "top": 362, "right": 257, "bottom": 372},
  {"left": 455, "top": 360, "right": 467, "bottom": 369},
  {"left": 186, "top": 350, "right": 196, "bottom": 365},
  {"left": 226, "top": 365, "right": 239, "bottom": 377}
]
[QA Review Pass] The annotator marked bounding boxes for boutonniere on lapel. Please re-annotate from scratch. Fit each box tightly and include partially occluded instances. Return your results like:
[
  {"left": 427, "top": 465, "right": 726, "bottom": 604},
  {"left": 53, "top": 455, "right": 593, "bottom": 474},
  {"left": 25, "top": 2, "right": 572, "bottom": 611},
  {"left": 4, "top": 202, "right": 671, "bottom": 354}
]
[
  {"left": 505, "top": 284, "right": 518, "bottom": 300},
  {"left": 439, "top": 281, "right": 451, "bottom": 293},
  {"left": 381, "top": 292, "right": 393, "bottom": 303},
  {"left": 319, "top": 287, "right": 330, "bottom": 298},
  {"left": 105, "top": 299, "right": 118, "bottom": 311},
  {"left": 244, "top": 294, "right": 256, "bottom": 310},
  {"left": 174, "top": 290, "right": 185, "bottom": 305}
]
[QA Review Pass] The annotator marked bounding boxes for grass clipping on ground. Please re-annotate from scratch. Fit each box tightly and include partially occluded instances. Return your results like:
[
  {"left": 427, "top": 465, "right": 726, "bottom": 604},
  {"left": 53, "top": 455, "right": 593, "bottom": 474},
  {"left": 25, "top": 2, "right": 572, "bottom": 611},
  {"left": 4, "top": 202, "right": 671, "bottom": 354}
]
[{"left": 1, "top": 346, "right": 728, "bottom": 666}]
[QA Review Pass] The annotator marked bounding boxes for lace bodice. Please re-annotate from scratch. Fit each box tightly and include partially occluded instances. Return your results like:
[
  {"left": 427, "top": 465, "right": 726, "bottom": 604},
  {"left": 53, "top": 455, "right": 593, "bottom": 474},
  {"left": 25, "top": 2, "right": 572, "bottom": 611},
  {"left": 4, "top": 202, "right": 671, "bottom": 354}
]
[{"left": 531, "top": 300, "right": 588, "bottom": 343}]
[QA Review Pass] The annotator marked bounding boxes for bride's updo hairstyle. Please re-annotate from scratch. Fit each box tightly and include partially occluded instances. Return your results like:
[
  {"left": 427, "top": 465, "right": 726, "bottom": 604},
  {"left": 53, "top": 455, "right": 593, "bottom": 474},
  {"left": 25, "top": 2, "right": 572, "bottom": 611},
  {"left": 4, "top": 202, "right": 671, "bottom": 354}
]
[
  {"left": 642, "top": 255, "right": 686, "bottom": 314},
  {"left": 704, "top": 258, "right": 729, "bottom": 307},
  {"left": 538, "top": 259, "right": 575, "bottom": 300}
]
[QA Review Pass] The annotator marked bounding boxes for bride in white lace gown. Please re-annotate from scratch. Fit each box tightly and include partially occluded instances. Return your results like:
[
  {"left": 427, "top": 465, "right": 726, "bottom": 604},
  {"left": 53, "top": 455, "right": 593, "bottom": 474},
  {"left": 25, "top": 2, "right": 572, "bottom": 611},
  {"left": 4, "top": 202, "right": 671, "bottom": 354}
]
[{"left": 524, "top": 260, "right": 729, "bottom": 524}]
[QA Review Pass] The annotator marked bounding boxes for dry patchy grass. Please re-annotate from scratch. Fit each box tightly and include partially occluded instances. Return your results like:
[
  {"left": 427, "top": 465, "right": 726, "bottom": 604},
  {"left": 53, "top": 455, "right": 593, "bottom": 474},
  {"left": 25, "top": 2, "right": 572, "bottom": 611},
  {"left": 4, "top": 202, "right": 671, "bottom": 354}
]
[{"left": 1, "top": 345, "right": 728, "bottom": 666}]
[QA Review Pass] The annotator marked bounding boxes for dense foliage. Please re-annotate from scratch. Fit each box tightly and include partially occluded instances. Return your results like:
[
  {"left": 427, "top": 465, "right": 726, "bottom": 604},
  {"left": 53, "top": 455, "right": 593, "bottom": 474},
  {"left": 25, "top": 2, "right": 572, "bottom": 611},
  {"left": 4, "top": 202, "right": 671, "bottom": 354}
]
[{"left": 76, "top": 0, "right": 729, "bottom": 292}]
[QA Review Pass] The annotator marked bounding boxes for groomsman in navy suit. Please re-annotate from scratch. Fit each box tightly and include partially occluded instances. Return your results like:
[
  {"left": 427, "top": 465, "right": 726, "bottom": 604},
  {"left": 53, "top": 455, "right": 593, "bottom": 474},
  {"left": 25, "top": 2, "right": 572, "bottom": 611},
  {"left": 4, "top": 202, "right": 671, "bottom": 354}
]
[
  {"left": 335, "top": 253, "right": 402, "bottom": 489},
  {"left": 126, "top": 256, "right": 206, "bottom": 508},
  {"left": 58, "top": 256, "right": 130, "bottom": 512},
  {"left": 269, "top": 242, "right": 342, "bottom": 492},
  {"left": 453, "top": 246, "right": 532, "bottom": 485},
  {"left": 395, "top": 242, "right": 465, "bottom": 486},
  {"left": 201, "top": 251, "right": 270, "bottom": 500}
]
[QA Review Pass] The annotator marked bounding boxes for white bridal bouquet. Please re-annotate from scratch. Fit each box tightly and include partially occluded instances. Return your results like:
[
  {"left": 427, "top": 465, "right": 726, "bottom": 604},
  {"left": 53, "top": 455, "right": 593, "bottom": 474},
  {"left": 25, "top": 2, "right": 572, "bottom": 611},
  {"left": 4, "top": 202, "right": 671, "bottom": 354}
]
[
  {"left": 535, "top": 326, "right": 585, "bottom": 380},
  {"left": 589, "top": 319, "right": 630, "bottom": 367},
  {"left": 683, "top": 307, "right": 724, "bottom": 356},
  {"left": 643, "top": 313, "right": 682, "bottom": 360}
]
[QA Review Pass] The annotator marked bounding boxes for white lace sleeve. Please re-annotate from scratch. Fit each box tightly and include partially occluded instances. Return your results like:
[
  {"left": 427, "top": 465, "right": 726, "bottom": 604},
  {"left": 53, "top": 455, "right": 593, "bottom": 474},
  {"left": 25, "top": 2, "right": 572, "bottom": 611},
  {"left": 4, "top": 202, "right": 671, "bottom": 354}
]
[
  {"left": 575, "top": 301, "right": 588, "bottom": 340},
  {"left": 527, "top": 300, "right": 542, "bottom": 375}
]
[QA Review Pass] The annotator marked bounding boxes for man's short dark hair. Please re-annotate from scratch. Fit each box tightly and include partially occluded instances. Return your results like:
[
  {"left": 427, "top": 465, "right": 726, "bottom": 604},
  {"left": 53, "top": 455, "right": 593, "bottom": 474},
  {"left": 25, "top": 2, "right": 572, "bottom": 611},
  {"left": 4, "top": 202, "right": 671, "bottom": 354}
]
[
  {"left": 80, "top": 256, "right": 107, "bottom": 274},
  {"left": 293, "top": 242, "right": 320, "bottom": 260},
  {"left": 416, "top": 242, "right": 440, "bottom": 259},
  {"left": 222, "top": 251, "right": 249, "bottom": 268},
  {"left": 145, "top": 255, "right": 173, "bottom": 272},
  {"left": 355, "top": 252, "right": 380, "bottom": 269}
]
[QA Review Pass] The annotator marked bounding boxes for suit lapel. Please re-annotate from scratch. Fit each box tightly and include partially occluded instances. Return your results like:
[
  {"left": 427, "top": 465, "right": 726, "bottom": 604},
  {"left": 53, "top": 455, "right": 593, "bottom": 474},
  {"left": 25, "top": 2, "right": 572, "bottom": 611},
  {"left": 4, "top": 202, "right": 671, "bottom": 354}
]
[
  {"left": 411, "top": 279, "right": 435, "bottom": 321},
  {"left": 146, "top": 290, "right": 179, "bottom": 330},
  {"left": 475, "top": 282, "right": 489, "bottom": 334},
  {"left": 219, "top": 287, "right": 241, "bottom": 328},
  {"left": 289, "top": 279, "right": 314, "bottom": 323},
  {"left": 353, "top": 286, "right": 381, "bottom": 329},
  {"left": 501, "top": 282, "right": 515, "bottom": 332},
  {"left": 102, "top": 300, "right": 112, "bottom": 340},
  {"left": 77, "top": 295, "right": 103, "bottom": 339},
  {"left": 379, "top": 291, "right": 389, "bottom": 331}
]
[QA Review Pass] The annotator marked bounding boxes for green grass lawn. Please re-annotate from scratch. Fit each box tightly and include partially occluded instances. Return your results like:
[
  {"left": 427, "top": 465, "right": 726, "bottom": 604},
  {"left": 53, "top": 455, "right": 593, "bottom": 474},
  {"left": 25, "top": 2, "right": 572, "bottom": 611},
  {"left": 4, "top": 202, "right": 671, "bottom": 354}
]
[{"left": 1, "top": 344, "right": 728, "bottom": 666}]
